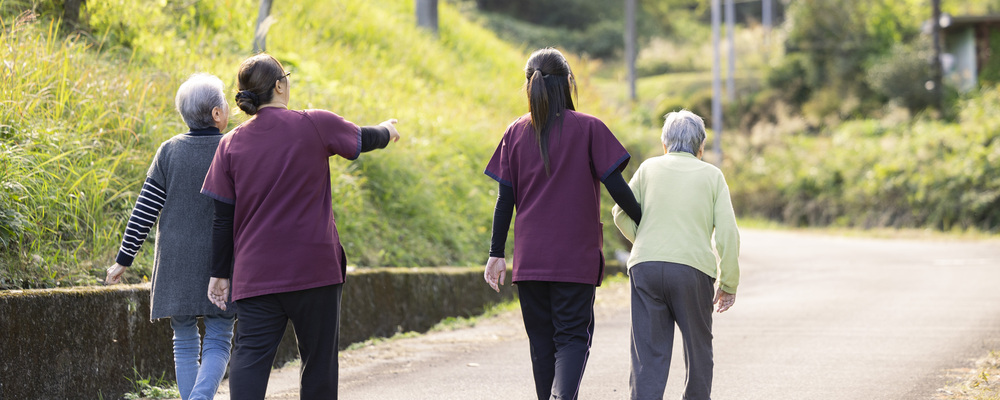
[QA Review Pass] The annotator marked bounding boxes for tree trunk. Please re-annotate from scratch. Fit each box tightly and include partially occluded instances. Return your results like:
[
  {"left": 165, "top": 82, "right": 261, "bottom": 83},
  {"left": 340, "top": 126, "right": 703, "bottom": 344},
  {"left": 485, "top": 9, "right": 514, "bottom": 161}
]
[
  {"left": 63, "top": 0, "right": 85, "bottom": 28},
  {"left": 253, "top": 0, "right": 274, "bottom": 53},
  {"left": 416, "top": 0, "right": 439, "bottom": 35},
  {"left": 930, "top": 0, "right": 944, "bottom": 112},
  {"left": 625, "top": 0, "right": 637, "bottom": 101},
  {"left": 711, "top": 0, "right": 723, "bottom": 165}
]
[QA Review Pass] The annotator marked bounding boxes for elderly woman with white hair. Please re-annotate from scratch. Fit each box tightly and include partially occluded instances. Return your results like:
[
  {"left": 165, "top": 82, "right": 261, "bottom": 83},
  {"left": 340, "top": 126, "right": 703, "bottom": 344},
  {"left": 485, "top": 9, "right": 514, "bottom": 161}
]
[
  {"left": 105, "top": 73, "right": 236, "bottom": 400},
  {"left": 613, "top": 109, "right": 740, "bottom": 400}
]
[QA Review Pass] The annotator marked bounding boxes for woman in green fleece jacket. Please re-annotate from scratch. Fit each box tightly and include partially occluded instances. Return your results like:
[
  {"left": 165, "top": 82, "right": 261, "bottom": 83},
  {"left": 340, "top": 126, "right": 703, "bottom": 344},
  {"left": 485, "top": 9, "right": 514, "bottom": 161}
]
[{"left": 612, "top": 109, "right": 740, "bottom": 400}]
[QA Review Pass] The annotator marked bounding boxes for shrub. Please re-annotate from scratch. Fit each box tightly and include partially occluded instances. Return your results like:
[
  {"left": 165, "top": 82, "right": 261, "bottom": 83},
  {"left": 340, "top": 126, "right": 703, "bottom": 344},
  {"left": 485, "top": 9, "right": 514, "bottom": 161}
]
[{"left": 866, "top": 39, "right": 937, "bottom": 113}]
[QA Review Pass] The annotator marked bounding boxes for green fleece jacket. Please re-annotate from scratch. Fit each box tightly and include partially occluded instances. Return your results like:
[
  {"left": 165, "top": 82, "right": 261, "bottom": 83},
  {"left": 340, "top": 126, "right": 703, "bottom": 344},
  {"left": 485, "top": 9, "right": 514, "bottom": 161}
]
[{"left": 612, "top": 152, "right": 740, "bottom": 294}]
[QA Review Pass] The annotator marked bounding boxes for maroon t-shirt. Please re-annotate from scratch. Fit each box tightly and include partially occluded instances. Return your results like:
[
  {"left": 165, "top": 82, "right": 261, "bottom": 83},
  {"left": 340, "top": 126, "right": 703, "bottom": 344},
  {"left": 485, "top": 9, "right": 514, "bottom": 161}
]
[
  {"left": 201, "top": 107, "right": 361, "bottom": 301},
  {"left": 485, "top": 110, "right": 630, "bottom": 285}
]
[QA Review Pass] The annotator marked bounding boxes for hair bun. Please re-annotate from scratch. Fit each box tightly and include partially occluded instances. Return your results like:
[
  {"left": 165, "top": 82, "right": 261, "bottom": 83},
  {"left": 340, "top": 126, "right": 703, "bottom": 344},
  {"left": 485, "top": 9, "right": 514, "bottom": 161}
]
[
  {"left": 235, "top": 90, "right": 260, "bottom": 105},
  {"left": 234, "top": 90, "right": 261, "bottom": 115}
]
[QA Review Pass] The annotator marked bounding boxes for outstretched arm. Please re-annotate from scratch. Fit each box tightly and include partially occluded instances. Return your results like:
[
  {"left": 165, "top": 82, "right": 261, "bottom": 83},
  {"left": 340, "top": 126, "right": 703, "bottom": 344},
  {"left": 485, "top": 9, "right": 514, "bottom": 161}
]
[{"left": 359, "top": 119, "right": 401, "bottom": 153}]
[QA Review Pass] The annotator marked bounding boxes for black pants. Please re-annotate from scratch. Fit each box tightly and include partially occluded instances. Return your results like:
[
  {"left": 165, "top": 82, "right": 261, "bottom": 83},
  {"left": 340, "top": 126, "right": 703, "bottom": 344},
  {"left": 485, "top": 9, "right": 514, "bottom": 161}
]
[
  {"left": 229, "top": 283, "right": 343, "bottom": 400},
  {"left": 517, "top": 281, "right": 597, "bottom": 400}
]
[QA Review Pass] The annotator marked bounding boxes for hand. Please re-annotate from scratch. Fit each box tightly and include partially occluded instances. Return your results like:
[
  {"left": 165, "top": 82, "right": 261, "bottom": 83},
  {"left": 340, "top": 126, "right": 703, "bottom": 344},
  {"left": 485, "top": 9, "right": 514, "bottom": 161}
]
[
  {"left": 484, "top": 257, "right": 507, "bottom": 293},
  {"left": 208, "top": 278, "right": 231, "bottom": 311},
  {"left": 105, "top": 263, "right": 127, "bottom": 285},
  {"left": 380, "top": 119, "right": 400, "bottom": 143},
  {"left": 713, "top": 288, "right": 736, "bottom": 313}
]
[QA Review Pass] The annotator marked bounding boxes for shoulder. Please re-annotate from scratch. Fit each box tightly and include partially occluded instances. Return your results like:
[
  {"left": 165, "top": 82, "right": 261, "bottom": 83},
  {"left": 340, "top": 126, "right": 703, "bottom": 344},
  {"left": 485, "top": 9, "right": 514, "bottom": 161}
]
[
  {"left": 500, "top": 114, "right": 531, "bottom": 139},
  {"left": 160, "top": 132, "right": 189, "bottom": 146},
  {"left": 302, "top": 109, "right": 357, "bottom": 130},
  {"left": 564, "top": 110, "right": 605, "bottom": 127},
  {"left": 564, "top": 110, "right": 613, "bottom": 137},
  {"left": 508, "top": 114, "right": 530, "bottom": 130},
  {"left": 696, "top": 159, "right": 727, "bottom": 183},
  {"left": 154, "top": 133, "right": 189, "bottom": 155}
]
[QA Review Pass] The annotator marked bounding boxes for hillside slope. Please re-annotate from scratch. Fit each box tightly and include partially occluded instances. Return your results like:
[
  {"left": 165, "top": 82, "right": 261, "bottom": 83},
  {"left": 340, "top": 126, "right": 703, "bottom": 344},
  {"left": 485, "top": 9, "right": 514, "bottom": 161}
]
[{"left": 0, "top": 0, "right": 642, "bottom": 288}]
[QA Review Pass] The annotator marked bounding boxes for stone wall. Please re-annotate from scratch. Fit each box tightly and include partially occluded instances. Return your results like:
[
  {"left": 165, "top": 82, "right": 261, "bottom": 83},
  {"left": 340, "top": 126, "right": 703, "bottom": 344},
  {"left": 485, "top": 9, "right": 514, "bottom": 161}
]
[{"left": 0, "top": 267, "right": 517, "bottom": 400}]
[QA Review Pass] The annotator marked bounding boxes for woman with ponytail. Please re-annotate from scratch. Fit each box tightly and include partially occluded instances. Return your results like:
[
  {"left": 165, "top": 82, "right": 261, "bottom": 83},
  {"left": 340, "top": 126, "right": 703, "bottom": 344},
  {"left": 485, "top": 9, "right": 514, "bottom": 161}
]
[
  {"left": 201, "top": 53, "right": 400, "bottom": 399},
  {"left": 483, "top": 48, "right": 642, "bottom": 399}
]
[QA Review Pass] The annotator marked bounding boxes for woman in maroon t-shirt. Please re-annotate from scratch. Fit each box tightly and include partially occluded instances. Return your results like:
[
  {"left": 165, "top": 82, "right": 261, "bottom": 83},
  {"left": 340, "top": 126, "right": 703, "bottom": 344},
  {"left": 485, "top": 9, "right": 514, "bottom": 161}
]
[
  {"left": 202, "top": 53, "right": 400, "bottom": 400},
  {"left": 484, "top": 48, "right": 642, "bottom": 400}
]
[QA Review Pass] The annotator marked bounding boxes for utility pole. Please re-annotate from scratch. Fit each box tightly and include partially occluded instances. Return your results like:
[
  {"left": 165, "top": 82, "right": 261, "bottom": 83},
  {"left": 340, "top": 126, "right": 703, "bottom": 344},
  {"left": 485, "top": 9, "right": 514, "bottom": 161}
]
[
  {"left": 763, "top": 0, "right": 772, "bottom": 61},
  {"left": 625, "top": 0, "right": 637, "bottom": 101},
  {"left": 725, "top": 0, "right": 735, "bottom": 101},
  {"left": 711, "top": 0, "right": 723, "bottom": 165},
  {"left": 416, "top": 0, "right": 439, "bottom": 34},
  {"left": 931, "top": 0, "right": 944, "bottom": 112},
  {"left": 252, "top": 0, "right": 273, "bottom": 53}
]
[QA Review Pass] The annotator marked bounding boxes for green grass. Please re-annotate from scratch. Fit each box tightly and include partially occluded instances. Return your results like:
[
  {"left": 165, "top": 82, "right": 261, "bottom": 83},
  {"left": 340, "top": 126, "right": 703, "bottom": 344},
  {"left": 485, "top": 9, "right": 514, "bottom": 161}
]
[
  {"left": 428, "top": 298, "right": 520, "bottom": 332},
  {"left": 122, "top": 368, "right": 180, "bottom": 400},
  {"left": 0, "top": 0, "right": 647, "bottom": 288}
]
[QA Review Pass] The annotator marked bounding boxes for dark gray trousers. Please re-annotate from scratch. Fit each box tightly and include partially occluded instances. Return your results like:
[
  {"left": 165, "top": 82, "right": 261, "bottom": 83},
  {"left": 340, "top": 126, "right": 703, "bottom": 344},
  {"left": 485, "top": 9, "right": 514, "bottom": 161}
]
[{"left": 629, "top": 262, "right": 715, "bottom": 400}]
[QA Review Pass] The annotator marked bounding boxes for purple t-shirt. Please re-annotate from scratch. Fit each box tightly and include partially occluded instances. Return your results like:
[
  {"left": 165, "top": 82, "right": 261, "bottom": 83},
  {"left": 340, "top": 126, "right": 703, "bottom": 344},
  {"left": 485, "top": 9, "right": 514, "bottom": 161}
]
[
  {"left": 201, "top": 107, "right": 361, "bottom": 301},
  {"left": 485, "top": 110, "right": 630, "bottom": 285}
]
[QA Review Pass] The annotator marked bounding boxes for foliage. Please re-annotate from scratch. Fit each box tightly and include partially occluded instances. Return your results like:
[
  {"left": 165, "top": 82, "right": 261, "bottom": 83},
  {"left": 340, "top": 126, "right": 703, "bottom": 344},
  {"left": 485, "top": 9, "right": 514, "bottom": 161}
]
[
  {"left": 465, "top": 0, "right": 678, "bottom": 59},
  {"left": 978, "top": 30, "right": 1000, "bottom": 87},
  {"left": 770, "top": 0, "right": 925, "bottom": 121},
  {"left": 866, "top": 38, "right": 939, "bottom": 114},
  {"left": 475, "top": 10, "right": 624, "bottom": 59},
  {"left": 123, "top": 369, "right": 180, "bottom": 400},
  {"left": 726, "top": 85, "right": 1000, "bottom": 232},
  {"left": 1, "top": 0, "right": 641, "bottom": 288}
]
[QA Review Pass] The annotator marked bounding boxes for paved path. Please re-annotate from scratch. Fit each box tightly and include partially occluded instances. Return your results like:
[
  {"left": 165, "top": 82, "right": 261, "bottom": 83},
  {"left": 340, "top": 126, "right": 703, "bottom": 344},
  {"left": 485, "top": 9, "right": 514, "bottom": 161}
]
[{"left": 215, "top": 229, "right": 1000, "bottom": 399}]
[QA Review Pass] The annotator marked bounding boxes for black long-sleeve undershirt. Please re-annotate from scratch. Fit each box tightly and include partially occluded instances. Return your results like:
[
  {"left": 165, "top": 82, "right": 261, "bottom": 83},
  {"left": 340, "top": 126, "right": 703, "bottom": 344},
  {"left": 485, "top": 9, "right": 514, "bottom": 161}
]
[
  {"left": 603, "top": 170, "right": 642, "bottom": 224},
  {"left": 488, "top": 170, "right": 642, "bottom": 258},
  {"left": 489, "top": 184, "right": 515, "bottom": 258},
  {"left": 211, "top": 200, "right": 235, "bottom": 279},
  {"left": 360, "top": 126, "right": 391, "bottom": 152}
]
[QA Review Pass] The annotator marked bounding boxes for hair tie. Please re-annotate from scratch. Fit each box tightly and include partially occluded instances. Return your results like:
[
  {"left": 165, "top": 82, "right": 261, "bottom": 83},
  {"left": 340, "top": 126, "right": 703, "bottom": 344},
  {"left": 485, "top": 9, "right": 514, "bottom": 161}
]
[{"left": 235, "top": 90, "right": 260, "bottom": 105}]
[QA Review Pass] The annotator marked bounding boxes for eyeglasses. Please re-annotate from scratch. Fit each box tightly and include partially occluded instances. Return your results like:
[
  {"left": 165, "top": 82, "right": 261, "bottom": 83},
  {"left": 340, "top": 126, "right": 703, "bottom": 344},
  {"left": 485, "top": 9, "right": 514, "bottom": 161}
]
[{"left": 279, "top": 71, "right": 291, "bottom": 81}]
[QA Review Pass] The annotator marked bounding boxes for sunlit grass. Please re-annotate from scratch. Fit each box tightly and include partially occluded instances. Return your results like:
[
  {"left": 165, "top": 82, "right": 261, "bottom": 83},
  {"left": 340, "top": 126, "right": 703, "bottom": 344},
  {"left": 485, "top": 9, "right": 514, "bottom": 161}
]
[{"left": 0, "top": 0, "right": 648, "bottom": 288}]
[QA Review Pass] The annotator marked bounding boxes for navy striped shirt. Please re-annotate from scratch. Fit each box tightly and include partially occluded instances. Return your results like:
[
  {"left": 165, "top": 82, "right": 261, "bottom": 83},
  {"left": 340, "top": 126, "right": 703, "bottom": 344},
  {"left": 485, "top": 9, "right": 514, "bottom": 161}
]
[{"left": 114, "top": 178, "right": 165, "bottom": 266}]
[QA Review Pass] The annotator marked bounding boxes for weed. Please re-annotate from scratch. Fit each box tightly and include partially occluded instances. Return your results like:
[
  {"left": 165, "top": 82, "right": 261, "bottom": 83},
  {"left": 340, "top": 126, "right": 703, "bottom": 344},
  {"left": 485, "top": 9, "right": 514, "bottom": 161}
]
[{"left": 123, "top": 368, "right": 180, "bottom": 400}]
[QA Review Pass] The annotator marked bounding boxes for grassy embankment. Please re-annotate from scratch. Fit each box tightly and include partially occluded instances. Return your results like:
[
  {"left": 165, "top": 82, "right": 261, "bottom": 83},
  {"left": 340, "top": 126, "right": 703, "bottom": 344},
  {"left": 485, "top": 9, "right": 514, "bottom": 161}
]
[
  {"left": 594, "top": 22, "right": 1000, "bottom": 236},
  {"left": 0, "top": 0, "right": 647, "bottom": 289}
]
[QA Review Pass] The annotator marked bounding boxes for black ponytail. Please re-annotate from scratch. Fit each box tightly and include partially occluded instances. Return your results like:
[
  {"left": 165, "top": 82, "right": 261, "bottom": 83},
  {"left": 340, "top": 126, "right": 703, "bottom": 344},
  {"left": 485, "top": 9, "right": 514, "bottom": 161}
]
[{"left": 524, "top": 48, "right": 577, "bottom": 176}]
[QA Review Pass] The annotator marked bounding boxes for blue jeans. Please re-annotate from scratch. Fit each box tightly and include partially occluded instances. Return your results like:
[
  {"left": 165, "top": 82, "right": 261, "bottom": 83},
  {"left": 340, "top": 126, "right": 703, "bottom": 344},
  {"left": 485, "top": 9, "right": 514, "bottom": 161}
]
[{"left": 170, "top": 314, "right": 236, "bottom": 400}]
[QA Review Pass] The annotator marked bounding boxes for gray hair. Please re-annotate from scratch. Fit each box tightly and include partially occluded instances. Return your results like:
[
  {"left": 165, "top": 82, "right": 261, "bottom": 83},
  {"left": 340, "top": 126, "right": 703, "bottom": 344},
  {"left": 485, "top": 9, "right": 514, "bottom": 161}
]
[
  {"left": 661, "top": 109, "right": 706, "bottom": 156},
  {"left": 175, "top": 73, "right": 227, "bottom": 130}
]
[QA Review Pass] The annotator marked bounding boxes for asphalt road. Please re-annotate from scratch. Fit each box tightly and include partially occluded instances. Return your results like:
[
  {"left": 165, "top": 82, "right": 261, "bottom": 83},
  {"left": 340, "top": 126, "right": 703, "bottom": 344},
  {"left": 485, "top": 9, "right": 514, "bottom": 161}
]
[{"left": 218, "top": 229, "right": 1000, "bottom": 399}]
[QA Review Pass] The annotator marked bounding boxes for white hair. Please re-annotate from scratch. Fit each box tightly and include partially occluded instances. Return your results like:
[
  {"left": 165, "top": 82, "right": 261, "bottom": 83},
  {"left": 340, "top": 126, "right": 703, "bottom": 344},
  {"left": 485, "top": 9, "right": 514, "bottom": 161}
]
[
  {"left": 661, "top": 109, "right": 706, "bottom": 156},
  {"left": 174, "top": 73, "right": 226, "bottom": 130}
]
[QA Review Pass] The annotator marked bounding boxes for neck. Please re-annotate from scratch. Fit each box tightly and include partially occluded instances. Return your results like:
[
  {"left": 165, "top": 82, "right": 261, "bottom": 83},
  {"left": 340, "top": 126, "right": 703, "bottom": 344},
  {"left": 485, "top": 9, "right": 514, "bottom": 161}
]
[{"left": 258, "top": 101, "right": 287, "bottom": 110}]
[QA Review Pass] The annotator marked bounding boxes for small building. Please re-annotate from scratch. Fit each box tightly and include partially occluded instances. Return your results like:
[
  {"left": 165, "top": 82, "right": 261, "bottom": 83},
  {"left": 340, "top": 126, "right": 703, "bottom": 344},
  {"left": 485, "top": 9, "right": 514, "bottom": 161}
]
[{"left": 940, "top": 14, "right": 1000, "bottom": 92}]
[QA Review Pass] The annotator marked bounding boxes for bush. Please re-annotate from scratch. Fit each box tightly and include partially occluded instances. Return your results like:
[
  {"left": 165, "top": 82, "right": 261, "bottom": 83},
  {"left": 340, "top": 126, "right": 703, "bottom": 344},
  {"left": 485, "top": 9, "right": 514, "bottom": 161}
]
[
  {"left": 866, "top": 39, "right": 938, "bottom": 113},
  {"left": 726, "top": 85, "right": 1000, "bottom": 232}
]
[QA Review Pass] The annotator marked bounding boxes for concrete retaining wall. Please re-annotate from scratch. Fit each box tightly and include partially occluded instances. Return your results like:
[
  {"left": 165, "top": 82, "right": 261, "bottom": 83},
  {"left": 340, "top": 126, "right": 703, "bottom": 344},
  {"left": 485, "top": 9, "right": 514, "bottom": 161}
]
[{"left": 0, "top": 267, "right": 517, "bottom": 400}]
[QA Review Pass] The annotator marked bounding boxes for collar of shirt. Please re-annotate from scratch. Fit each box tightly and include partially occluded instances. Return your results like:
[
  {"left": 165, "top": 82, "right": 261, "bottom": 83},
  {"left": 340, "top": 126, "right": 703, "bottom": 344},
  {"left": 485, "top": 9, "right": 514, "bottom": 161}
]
[{"left": 186, "top": 127, "right": 222, "bottom": 136}]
